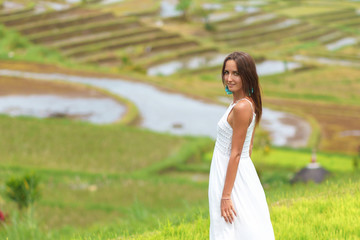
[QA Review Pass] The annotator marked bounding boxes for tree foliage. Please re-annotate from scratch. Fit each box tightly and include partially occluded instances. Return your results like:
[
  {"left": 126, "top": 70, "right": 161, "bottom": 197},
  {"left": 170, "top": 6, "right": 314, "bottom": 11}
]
[{"left": 176, "top": 0, "right": 192, "bottom": 20}]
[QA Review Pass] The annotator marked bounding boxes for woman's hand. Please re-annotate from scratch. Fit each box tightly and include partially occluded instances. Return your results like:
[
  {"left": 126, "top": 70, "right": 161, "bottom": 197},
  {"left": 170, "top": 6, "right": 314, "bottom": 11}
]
[{"left": 221, "top": 198, "right": 237, "bottom": 224}]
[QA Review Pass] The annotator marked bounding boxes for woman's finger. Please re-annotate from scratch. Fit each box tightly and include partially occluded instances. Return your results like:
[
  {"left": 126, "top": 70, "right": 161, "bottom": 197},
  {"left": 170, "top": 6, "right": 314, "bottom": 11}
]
[
  {"left": 226, "top": 209, "right": 232, "bottom": 218},
  {"left": 228, "top": 211, "right": 233, "bottom": 223},
  {"left": 224, "top": 210, "right": 231, "bottom": 223},
  {"left": 231, "top": 205, "right": 237, "bottom": 217},
  {"left": 221, "top": 210, "right": 227, "bottom": 222}
]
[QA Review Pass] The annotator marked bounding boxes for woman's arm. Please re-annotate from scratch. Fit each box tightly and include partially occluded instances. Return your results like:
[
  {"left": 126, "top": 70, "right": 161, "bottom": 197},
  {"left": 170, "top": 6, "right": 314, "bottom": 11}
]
[{"left": 221, "top": 101, "right": 252, "bottom": 224}]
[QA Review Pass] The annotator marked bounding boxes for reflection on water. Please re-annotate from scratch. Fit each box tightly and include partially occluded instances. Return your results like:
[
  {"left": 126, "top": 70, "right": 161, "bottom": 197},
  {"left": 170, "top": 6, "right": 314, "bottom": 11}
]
[
  {"left": 202, "top": 3, "right": 222, "bottom": 10},
  {"left": 245, "top": 0, "right": 267, "bottom": 5},
  {"left": 147, "top": 53, "right": 226, "bottom": 76},
  {"left": 2, "top": 1, "right": 24, "bottom": 11},
  {"left": 326, "top": 37, "right": 357, "bottom": 51},
  {"left": 0, "top": 69, "right": 224, "bottom": 138},
  {"left": 34, "top": 2, "right": 70, "bottom": 13},
  {"left": 101, "top": 0, "right": 124, "bottom": 5},
  {"left": 0, "top": 69, "right": 310, "bottom": 146},
  {"left": 0, "top": 95, "right": 125, "bottom": 124},
  {"left": 257, "top": 60, "right": 302, "bottom": 76},
  {"left": 65, "top": 0, "right": 81, "bottom": 3},
  {"left": 266, "top": 19, "right": 300, "bottom": 31},
  {"left": 260, "top": 108, "right": 311, "bottom": 147},
  {"left": 160, "top": 0, "right": 182, "bottom": 18},
  {"left": 234, "top": 5, "right": 259, "bottom": 13},
  {"left": 244, "top": 13, "right": 276, "bottom": 25},
  {"left": 294, "top": 55, "right": 360, "bottom": 67},
  {"left": 207, "top": 12, "right": 232, "bottom": 22},
  {"left": 317, "top": 32, "right": 343, "bottom": 43},
  {"left": 148, "top": 56, "right": 302, "bottom": 76}
]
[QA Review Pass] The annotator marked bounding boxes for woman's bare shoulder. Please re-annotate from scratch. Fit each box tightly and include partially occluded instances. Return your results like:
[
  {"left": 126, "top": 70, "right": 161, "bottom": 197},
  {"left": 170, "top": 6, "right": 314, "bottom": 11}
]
[
  {"left": 233, "top": 99, "right": 253, "bottom": 114},
  {"left": 232, "top": 99, "right": 254, "bottom": 126}
]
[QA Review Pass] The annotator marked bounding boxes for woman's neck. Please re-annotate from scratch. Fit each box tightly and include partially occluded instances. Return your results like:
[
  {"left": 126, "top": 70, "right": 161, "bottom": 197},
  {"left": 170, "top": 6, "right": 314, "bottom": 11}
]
[{"left": 232, "top": 91, "right": 247, "bottom": 104}]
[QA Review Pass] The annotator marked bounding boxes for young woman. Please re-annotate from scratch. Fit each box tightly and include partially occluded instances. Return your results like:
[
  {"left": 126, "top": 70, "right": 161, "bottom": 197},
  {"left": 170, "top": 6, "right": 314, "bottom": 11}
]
[{"left": 208, "top": 51, "right": 275, "bottom": 239}]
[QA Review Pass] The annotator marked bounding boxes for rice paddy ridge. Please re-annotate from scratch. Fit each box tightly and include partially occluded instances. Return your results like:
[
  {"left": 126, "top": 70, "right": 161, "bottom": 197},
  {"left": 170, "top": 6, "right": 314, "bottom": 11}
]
[{"left": 210, "top": 10, "right": 353, "bottom": 54}]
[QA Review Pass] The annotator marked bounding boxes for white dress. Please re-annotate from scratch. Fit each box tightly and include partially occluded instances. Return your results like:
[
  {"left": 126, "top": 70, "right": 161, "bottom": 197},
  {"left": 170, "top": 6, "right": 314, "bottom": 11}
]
[{"left": 208, "top": 98, "right": 275, "bottom": 240}]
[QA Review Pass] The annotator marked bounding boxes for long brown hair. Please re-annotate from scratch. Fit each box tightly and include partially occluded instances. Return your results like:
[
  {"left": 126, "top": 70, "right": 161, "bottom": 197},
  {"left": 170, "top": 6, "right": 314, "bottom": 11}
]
[{"left": 221, "top": 51, "right": 262, "bottom": 125}]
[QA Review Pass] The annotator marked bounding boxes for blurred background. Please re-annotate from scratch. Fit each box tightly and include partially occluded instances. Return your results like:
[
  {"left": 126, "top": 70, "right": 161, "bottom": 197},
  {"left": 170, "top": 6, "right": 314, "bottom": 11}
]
[{"left": 0, "top": 0, "right": 359, "bottom": 239}]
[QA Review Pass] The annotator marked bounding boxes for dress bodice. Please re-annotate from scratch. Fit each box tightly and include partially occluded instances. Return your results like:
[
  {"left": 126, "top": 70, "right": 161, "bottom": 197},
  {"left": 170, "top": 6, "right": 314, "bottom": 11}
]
[{"left": 214, "top": 98, "right": 256, "bottom": 158}]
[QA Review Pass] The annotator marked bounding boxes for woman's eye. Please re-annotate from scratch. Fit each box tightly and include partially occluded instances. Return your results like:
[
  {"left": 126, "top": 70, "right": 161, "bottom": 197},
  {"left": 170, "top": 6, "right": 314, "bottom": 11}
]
[
  {"left": 224, "top": 71, "right": 229, "bottom": 75},
  {"left": 234, "top": 72, "right": 239, "bottom": 76}
]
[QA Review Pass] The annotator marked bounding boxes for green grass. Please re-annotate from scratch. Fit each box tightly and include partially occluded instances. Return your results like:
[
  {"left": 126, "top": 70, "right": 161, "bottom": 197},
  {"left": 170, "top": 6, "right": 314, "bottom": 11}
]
[
  {"left": 64, "top": 34, "right": 185, "bottom": 59},
  {"left": 0, "top": 112, "right": 359, "bottom": 239},
  {"left": 0, "top": 114, "right": 212, "bottom": 234},
  {"left": 15, "top": 12, "right": 114, "bottom": 35},
  {"left": 0, "top": 114, "right": 190, "bottom": 174},
  {"left": 89, "top": 172, "right": 360, "bottom": 240},
  {"left": 8, "top": 172, "right": 356, "bottom": 240},
  {"left": 52, "top": 27, "right": 162, "bottom": 49},
  {"left": 275, "top": 6, "right": 349, "bottom": 18},
  {"left": 0, "top": 112, "right": 358, "bottom": 239},
  {"left": 29, "top": 17, "right": 139, "bottom": 43},
  {"left": 0, "top": 24, "right": 69, "bottom": 65},
  {"left": 261, "top": 66, "right": 360, "bottom": 106}
]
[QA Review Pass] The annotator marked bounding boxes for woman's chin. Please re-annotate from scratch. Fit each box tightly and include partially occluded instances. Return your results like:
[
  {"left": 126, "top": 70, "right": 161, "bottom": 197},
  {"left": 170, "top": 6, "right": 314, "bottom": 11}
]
[{"left": 229, "top": 87, "right": 237, "bottom": 92}]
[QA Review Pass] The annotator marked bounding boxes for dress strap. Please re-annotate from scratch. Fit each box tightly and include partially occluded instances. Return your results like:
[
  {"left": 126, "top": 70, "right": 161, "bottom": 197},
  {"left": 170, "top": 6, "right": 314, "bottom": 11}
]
[
  {"left": 232, "top": 98, "right": 255, "bottom": 115},
  {"left": 242, "top": 98, "right": 255, "bottom": 115}
]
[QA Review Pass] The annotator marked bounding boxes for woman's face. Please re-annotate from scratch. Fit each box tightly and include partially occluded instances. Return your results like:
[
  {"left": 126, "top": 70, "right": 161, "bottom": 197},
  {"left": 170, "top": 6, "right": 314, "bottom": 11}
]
[{"left": 224, "top": 60, "right": 242, "bottom": 93}]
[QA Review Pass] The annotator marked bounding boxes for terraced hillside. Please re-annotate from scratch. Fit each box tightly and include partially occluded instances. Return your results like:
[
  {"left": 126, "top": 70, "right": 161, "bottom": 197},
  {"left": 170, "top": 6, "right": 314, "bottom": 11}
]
[
  {"left": 262, "top": 2, "right": 360, "bottom": 64},
  {"left": 0, "top": 3, "right": 218, "bottom": 71},
  {"left": 210, "top": 8, "right": 357, "bottom": 56}
]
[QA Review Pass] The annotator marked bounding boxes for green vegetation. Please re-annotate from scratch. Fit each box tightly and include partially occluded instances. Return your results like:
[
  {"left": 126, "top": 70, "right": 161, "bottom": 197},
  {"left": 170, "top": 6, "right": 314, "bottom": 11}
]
[
  {"left": 0, "top": 24, "right": 70, "bottom": 66},
  {"left": 0, "top": 112, "right": 358, "bottom": 239},
  {"left": 124, "top": 177, "right": 360, "bottom": 240},
  {"left": 176, "top": 0, "right": 192, "bottom": 20},
  {"left": 261, "top": 66, "right": 360, "bottom": 106},
  {"left": 0, "top": 115, "right": 191, "bottom": 174},
  {"left": 1, "top": 142, "right": 358, "bottom": 239},
  {"left": 5, "top": 173, "right": 40, "bottom": 210},
  {"left": 0, "top": 114, "right": 213, "bottom": 235}
]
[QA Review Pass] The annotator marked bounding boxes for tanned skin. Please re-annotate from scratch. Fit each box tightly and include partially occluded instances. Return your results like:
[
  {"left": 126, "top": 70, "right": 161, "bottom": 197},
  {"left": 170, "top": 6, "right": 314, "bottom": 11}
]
[{"left": 220, "top": 60, "right": 255, "bottom": 224}]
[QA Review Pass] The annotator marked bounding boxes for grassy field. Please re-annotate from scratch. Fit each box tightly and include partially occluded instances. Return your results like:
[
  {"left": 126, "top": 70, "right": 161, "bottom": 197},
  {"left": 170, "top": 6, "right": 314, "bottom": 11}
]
[
  {"left": 0, "top": 111, "right": 359, "bottom": 239},
  {"left": 1, "top": 135, "right": 358, "bottom": 239},
  {"left": 122, "top": 178, "right": 360, "bottom": 240},
  {"left": 0, "top": 114, "right": 213, "bottom": 236}
]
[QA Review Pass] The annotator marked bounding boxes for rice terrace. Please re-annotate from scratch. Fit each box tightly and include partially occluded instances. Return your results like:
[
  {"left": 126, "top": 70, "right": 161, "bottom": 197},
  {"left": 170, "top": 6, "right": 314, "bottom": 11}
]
[{"left": 0, "top": 0, "right": 359, "bottom": 239}]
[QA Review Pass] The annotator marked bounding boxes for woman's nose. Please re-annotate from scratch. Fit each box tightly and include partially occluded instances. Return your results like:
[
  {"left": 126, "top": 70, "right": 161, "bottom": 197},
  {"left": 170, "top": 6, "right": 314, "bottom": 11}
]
[{"left": 228, "top": 73, "right": 235, "bottom": 81}]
